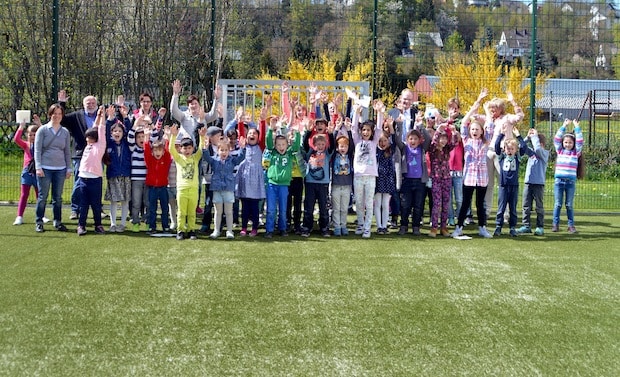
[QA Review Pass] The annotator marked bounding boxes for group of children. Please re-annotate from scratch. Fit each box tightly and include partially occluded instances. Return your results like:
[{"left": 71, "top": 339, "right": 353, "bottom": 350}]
[{"left": 13, "top": 84, "right": 584, "bottom": 240}]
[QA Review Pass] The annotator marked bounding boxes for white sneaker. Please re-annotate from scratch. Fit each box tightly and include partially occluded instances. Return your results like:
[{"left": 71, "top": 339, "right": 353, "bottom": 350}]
[
  {"left": 362, "top": 229, "right": 371, "bottom": 238},
  {"left": 226, "top": 231, "right": 234, "bottom": 239},
  {"left": 170, "top": 222, "right": 176, "bottom": 230},
  {"left": 478, "top": 226, "right": 493, "bottom": 238},
  {"left": 13, "top": 216, "right": 23, "bottom": 225},
  {"left": 209, "top": 231, "right": 220, "bottom": 239},
  {"left": 452, "top": 225, "right": 463, "bottom": 238},
  {"left": 355, "top": 225, "right": 364, "bottom": 235},
  {"left": 42, "top": 217, "right": 50, "bottom": 224}
]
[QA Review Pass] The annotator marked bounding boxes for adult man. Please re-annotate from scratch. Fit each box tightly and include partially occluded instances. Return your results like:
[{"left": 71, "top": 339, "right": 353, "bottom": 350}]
[
  {"left": 58, "top": 90, "right": 101, "bottom": 219},
  {"left": 169, "top": 79, "right": 220, "bottom": 144},
  {"left": 389, "top": 88, "right": 417, "bottom": 143}
]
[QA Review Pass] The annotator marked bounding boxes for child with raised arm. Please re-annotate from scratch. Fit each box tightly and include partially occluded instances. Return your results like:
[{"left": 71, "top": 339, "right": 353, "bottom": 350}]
[
  {"left": 203, "top": 136, "right": 247, "bottom": 239},
  {"left": 452, "top": 89, "right": 493, "bottom": 239},
  {"left": 128, "top": 116, "right": 149, "bottom": 232},
  {"left": 394, "top": 111, "right": 432, "bottom": 236},
  {"left": 428, "top": 124, "right": 455, "bottom": 237},
  {"left": 144, "top": 125, "right": 173, "bottom": 234},
  {"left": 104, "top": 106, "right": 132, "bottom": 232},
  {"left": 374, "top": 119, "right": 396, "bottom": 235},
  {"left": 351, "top": 100, "right": 385, "bottom": 238},
  {"left": 263, "top": 122, "right": 301, "bottom": 238},
  {"left": 301, "top": 120, "right": 336, "bottom": 238},
  {"left": 484, "top": 91, "right": 525, "bottom": 218},
  {"left": 552, "top": 119, "right": 583, "bottom": 233},
  {"left": 517, "top": 128, "right": 549, "bottom": 236},
  {"left": 169, "top": 125, "right": 205, "bottom": 240},
  {"left": 493, "top": 125, "right": 527, "bottom": 237},
  {"left": 236, "top": 108, "right": 267, "bottom": 237},
  {"left": 76, "top": 106, "right": 107, "bottom": 235},
  {"left": 331, "top": 119, "right": 354, "bottom": 236},
  {"left": 13, "top": 117, "right": 40, "bottom": 225}
]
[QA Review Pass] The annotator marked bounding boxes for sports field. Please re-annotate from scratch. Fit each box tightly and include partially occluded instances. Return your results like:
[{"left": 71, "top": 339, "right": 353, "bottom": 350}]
[{"left": 1, "top": 207, "right": 618, "bottom": 376}]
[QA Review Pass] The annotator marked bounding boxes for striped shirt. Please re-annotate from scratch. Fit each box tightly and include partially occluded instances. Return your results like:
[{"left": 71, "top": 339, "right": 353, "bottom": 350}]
[
  {"left": 128, "top": 129, "right": 146, "bottom": 181},
  {"left": 554, "top": 125, "right": 583, "bottom": 180}
]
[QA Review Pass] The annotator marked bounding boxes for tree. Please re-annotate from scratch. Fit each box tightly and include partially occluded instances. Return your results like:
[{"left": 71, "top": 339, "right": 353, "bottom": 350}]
[{"left": 430, "top": 47, "right": 547, "bottom": 127}]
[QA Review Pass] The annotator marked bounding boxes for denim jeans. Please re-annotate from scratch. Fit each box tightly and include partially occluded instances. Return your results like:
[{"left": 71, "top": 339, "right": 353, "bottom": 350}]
[
  {"left": 399, "top": 177, "right": 425, "bottom": 229},
  {"left": 303, "top": 182, "right": 330, "bottom": 232},
  {"left": 266, "top": 183, "right": 288, "bottom": 233},
  {"left": 70, "top": 158, "right": 81, "bottom": 212},
  {"left": 78, "top": 177, "right": 103, "bottom": 227},
  {"left": 448, "top": 174, "right": 463, "bottom": 221},
  {"left": 553, "top": 178, "right": 576, "bottom": 226},
  {"left": 36, "top": 168, "right": 67, "bottom": 225},
  {"left": 495, "top": 185, "right": 518, "bottom": 228},
  {"left": 148, "top": 186, "right": 170, "bottom": 230}
]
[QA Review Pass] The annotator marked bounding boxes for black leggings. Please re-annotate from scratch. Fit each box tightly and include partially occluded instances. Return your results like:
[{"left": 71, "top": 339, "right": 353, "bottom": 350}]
[{"left": 458, "top": 185, "right": 487, "bottom": 227}]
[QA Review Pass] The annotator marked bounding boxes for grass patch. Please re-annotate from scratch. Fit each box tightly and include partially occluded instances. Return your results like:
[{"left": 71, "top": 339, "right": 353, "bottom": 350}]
[{"left": 0, "top": 206, "right": 618, "bottom": 376}]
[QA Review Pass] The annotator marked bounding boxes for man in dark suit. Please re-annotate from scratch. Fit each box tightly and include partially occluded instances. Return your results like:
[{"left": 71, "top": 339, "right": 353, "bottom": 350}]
[{"left": 58, "top": 90, "right": 99, "bottom": 219}]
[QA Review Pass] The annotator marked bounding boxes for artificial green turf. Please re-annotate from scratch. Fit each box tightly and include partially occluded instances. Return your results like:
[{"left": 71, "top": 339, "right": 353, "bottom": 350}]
[{"left": 0, "top": 207, "right": 618, "bottom": 376}]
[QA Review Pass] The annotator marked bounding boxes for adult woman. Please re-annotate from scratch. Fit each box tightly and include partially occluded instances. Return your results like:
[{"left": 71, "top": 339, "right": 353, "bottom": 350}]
[{"left": 34, "top": 104, "right": 72, "bottom": 232}]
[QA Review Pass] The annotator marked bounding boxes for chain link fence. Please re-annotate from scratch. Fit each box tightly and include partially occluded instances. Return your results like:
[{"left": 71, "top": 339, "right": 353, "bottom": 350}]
[{"left": 1, "top": 0, "right": 619, "bottom": 210}]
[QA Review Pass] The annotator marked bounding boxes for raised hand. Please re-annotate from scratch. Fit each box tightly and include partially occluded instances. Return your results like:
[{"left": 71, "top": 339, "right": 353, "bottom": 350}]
[
  {"left": 281, "top": 81, "right": 289, "bottom": 93},
  {"left": 172, "top": 79, "right": 182, "bottom": 95},
  {"left": 170, "top": 124, "right": 179, "bottom": 136},
  {"left": 32, "top": 114, "right": 42, "bottom": 127},
  {"left": 478, "top": 88, "right": 489, "bottom": 102},
  {"left": 238, "top": 136, "right": 247, "bottom": 148},
  {"left": 106, "top": 105, "right": 116, "bottom": 119},
  {"left": 158, "top": 107, "right": 167, "bottom": 118},
  {"left": 259, "top": 106, "right": 268, "bottom": 121}
]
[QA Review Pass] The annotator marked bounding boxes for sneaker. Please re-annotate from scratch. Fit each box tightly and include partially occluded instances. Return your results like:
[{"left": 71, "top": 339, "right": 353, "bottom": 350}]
[
  {"left": 132, "top": 223, "right": 140, "bottom": 233},
  {"left": 355, "top": 225, "right": 363, "bottom": 235},
  {"left": 448, "top": 218, "right": 455, "bottom": 227},
  {"left": 176, "top": 231, "right": 185, "bottom": 240},
  {"left": 452, "top": 226, "right": 463, "bottom": 238},
  {"left": 428, "top": 228, "right": 437, "bottom": 238},
  {"left": 94, "top": 226, "right": 105, "bottom": 235},
  {"left": 280, "top": 230, "right": 288, "bottom": 237},
  {"left": 333, "top": 227, "right": 341, "bottom": 236},
  {"left": 478, "top": 226, "right": 493, "bottom": 238},
  {"left": 493, "top": 226, "right": 502, "bottom": 237},
  {"left": 264, "top": 232, "right": 273, "bottom": 239},
  {"left": 552, "top": 224, "right": 559, "bottom": 232},
  {"left": 188, "top": 231, "right": 197, "bottom": 240},
  {"left": 170, "top": 222, "right": 176, "bottom": 231},
  {"left": 509, "top": 228, "right": 518, "bottom": 237},
  {"left": 162, "top": 228, "right": 171, "bottom": 234},
  {"left": 412, "top": 227, "right": 421, "bottom": 236},
  {"left": 249, "top": 229, "right": 258, "bottom": 237},
  {"left": 226, "top": 231, "right": 235, "bottom": 239},
  {"left": 116, "top": 225, "right": 126, "bottom": 233},
  {"left": 376, "top": 228, "right": 385, "bottom": 235},
  {"left": 465, "top": 217, "right": 473, "bottom": 226},
  {"left": 69, "top": 211, "right": 78, "bottom": 220},
  {"left": 567, "top": 225, "right": 577, "bottom": 234},
  {"left": 13, "top": 216, "right": 23, "bottom": 225},
  {"left": 362, "top": 229, "right": 371, "bottom": 238},
  {"left": 146, "top": 228, "right": 157, "bottom": 235},
  {"left": 109, "top": 225, "right": 117, "bottom": 233},
  {"left": 77, "top": 226, "right": 86, "bottom": 236},
  {"left": 199, "top": 225, "right": 210, "bottom": 234},
  {"left": 322, "top": 230, "right": 330, "bottom": 238},
  {"left": 35, "top": 223, "right": 45, "bottom": 233},
  {"left": 398, "top": 226, "right": 407, "bottom": 235},
  {"left": 534, "top": 227, "right": 544, "bottom": 236},
  {"left": 300, "top": 231, "right": 310, "bottom": 238},
  {"left": 440, "top": 227, "right": 450, "bottom": 237},
  {"left": 209, "top": 231, "right": 220, "bottom": 239},
  {"left": 294, "top": 227, "right": 303, "bottom": 236},
  {"left": 55, "top": 223, "right": 68, "bottom": 232},
  {"left": 240, "top": 229, "right": 247, "bottom": 237},
  {"left": 516, "top": 226, "right": 532, "bottom": 234},
  {"left": 42, "top": 217, "right": 50, "bottom": 224},
  {"left": 101, "top": 211, "right": 109, "bottom": 219},
  {"left": 341, "top": 227, "right": 349, "bottom": 236}
]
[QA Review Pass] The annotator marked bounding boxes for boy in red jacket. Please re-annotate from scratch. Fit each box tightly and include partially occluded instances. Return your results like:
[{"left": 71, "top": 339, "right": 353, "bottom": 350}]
[{"left": 144, "top": 129, "right": 172, "bottom": 233}]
